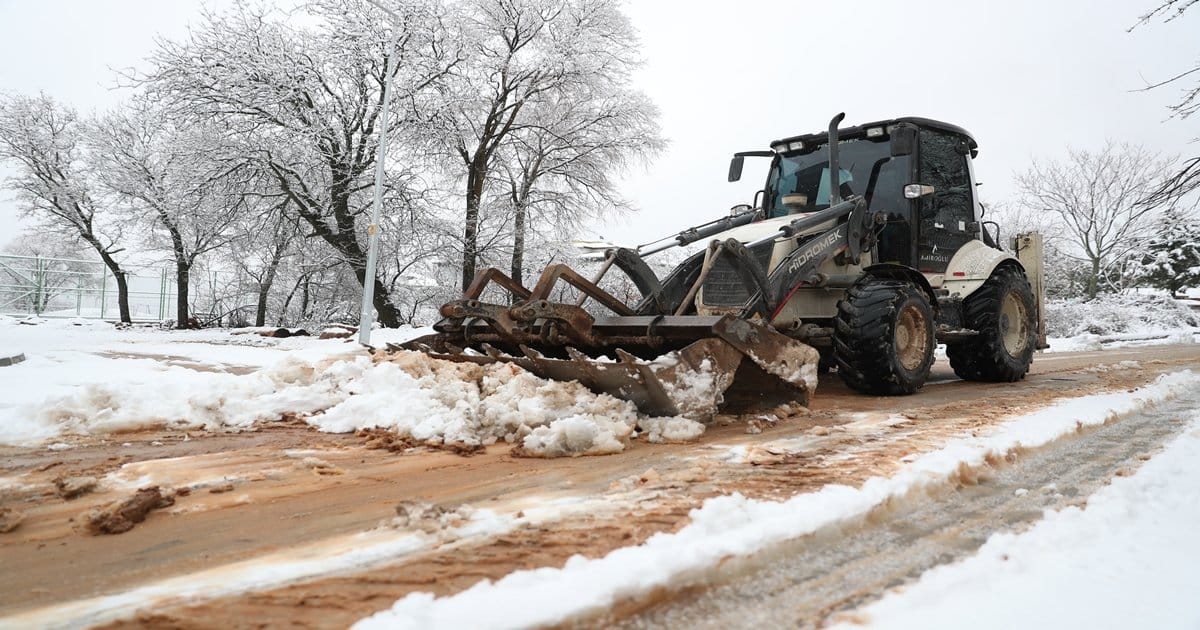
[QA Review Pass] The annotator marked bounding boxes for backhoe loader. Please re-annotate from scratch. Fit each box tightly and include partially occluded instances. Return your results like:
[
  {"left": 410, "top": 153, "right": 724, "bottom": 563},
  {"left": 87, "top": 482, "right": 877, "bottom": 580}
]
[{"left": 397, "top": 114, "right": 1046, "bottom": 419}]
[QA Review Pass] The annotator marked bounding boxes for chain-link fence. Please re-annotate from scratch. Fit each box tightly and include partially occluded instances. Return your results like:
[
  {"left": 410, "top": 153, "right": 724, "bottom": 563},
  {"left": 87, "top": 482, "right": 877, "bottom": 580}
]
[{"left": 0, "top": 254, "right": 254, "bottom": 323}]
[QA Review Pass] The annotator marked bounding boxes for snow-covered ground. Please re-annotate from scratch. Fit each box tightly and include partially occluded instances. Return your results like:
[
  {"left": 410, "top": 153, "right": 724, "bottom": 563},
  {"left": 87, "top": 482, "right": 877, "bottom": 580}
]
[
  {"left": 3, "top": 306, "right": 1199, "bottom": 627},
  {"left": 840, "top": 408, "right": 1200, "bottom": 630},
  {"left": 1, "top": 303, "right": 1194, "bottom": 451},
  {"left": 1044, "top": 291, "right": 1200, "bottom": 352},
  {"left": 0, "top": 317, "right": 698, "bottom": 456},
  {"left": 352, "top": 370, "right": 1200, "bottom": 630}
]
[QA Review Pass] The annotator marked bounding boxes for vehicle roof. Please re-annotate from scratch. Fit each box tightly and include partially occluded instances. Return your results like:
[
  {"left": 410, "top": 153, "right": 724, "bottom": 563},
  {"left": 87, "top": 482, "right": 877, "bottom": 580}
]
[{"left": 770, "top": 116, "right": 979, "bottom": 152}]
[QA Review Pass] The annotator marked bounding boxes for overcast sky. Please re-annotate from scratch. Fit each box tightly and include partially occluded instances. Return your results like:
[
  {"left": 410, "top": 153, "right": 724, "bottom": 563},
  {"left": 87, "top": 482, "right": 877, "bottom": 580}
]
[{"left": 1, "top": 0, "right": 1196, "bottom": 248}]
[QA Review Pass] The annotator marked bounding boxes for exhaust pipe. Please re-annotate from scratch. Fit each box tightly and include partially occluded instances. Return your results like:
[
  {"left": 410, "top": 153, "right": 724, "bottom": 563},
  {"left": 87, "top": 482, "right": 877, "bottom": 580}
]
[{"left": 827, "top": 112, "right": 845, "bottom": 206}]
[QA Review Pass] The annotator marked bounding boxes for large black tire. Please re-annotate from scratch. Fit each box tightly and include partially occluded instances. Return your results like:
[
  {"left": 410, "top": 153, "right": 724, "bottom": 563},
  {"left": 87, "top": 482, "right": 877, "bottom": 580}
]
[
  {"left": 833, "top": 278, "right": 935, "bottom": 395},
  {"left": 946, "top": 265, "right": 1037, "bottom": 382}
]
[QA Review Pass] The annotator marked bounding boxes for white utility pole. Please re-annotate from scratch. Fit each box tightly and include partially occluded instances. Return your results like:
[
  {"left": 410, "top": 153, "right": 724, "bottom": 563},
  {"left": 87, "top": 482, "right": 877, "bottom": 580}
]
[{"left": 358, "top": 0, "right": 401, "bottom": 346}]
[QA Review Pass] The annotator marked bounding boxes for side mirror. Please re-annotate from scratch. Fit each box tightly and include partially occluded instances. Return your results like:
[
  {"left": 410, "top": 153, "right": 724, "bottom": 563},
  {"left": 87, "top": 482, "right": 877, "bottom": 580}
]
[
  {"left": 903, "top": 184, "right": 936, "bottom": 199},
  {"left": 728, "top": 155, "right": 744, "bottom": 182},
  {"left": 890, "top": 126, "right": 917, "bottom": 156},
  {"left": 729, "top": 203, "right": 752, "bottom": 215}
]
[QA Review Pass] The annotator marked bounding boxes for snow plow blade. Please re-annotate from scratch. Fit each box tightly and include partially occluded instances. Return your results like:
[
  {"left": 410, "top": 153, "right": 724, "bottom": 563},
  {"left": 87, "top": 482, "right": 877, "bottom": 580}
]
[{"left": 393, "top": 314, "right": 819, "bottom": 419}]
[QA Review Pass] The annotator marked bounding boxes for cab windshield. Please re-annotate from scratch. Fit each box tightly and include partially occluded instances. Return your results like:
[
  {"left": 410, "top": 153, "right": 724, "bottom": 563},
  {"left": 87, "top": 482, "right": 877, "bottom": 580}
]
[{"left": 765, "top": 138, "right": 894, "bottom": 218}]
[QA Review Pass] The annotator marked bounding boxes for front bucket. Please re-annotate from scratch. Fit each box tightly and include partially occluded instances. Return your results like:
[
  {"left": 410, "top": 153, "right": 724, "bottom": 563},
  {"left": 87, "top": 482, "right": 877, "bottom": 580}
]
[{"left": 394, "top": 318, "right": 820, "bottom": 419}]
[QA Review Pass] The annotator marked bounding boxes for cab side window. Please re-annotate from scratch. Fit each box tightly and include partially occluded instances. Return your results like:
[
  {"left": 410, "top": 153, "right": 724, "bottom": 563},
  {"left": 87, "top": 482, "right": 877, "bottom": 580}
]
[{"left": 917, "top": 130, "right": 974, "bottom": 272}]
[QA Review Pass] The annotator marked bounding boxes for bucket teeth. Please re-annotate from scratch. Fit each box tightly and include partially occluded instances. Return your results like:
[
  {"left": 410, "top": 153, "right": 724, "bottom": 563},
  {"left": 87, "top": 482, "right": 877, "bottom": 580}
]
[
  {"left": 614, "top": 348, "right": 640, "bottom": 365},
  {"left": 518, "top": 345, "right": 544, "bottom": 360},
  {"left": 395, "top": 315, "right": 818, "bottom": 418}
]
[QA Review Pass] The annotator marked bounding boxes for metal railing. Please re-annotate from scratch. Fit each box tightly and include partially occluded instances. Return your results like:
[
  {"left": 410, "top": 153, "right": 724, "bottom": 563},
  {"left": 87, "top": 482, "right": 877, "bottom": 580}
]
[{"left": 0, "top": 254, "right": 255, "bottom": 323}]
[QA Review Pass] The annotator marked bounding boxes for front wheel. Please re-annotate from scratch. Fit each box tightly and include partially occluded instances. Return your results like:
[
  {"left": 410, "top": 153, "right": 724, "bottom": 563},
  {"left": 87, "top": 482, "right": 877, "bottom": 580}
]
[
  {"left": 947, "top": 265, "right": 1037, "bottom": 382},
  {"left": 833, "top": 278, "right": 935, "bottom": 395}
]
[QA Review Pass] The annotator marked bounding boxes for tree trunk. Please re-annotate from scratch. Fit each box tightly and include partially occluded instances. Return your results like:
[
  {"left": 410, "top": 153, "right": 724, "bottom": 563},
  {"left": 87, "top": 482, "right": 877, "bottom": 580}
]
[
  {"left": 350, "top": 263, "right": 402, "bottom": 328},
  {"left": 510, "top": 201, "right": 526, "bottom": 304},
  {"left": 278, "top": 275, "right": 305, "bottom": 327},
  {"left": 461, "top": 159, "right": 487, "bottom": 291},
  {"left": 92, "top": 246, "right": 132, "bottom": 323},
  {"left": 255, "top": 281, "right": 271, "bottom": 327},
  {"left": 255, "top": 250, "right": 284, "bottom": 327},
  {"left": 113, "top": 270, "right": 131, "bottom": 324},
  {"left": 272, "top": 172, "right": 404, "bottom": 326},
  {"left": 175, "top": 260, "right": 192, "bottom": 327},
  {"left": 300, "top": 275, "right": 311, "bottom": 321},
  {"left": 1088, "top": 257, "right": 1100, "bottom": 299}
]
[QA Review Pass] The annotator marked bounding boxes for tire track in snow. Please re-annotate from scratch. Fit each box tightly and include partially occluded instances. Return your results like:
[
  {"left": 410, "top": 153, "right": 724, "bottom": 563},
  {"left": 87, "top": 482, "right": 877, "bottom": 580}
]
[{"left": 611, "top": 390, "right": 1200, "bottom": 629}]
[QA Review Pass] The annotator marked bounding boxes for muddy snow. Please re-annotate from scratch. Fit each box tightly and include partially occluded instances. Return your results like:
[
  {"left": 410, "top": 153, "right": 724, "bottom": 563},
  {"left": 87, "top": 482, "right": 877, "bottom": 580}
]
[{"left": 1, "top": 348, "right": 713, "bottom": 458}]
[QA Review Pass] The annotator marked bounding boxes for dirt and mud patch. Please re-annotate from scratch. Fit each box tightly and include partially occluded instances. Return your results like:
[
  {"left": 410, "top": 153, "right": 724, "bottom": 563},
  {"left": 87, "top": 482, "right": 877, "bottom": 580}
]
[
  {"left": 0, "top": 507, "right": 25, "bottom": 533},
  {"left": 357, "top": 427, "right": 485, "bottom": 456},
  {"left": 3, "top": 345, "right": 1198, "bottom": 627},
  {"left": 83, "top": 486, "right": 176, "bottom": 535}
]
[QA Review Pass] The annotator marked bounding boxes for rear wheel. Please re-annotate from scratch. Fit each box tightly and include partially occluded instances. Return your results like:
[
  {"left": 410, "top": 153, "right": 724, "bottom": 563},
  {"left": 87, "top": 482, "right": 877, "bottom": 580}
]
[
  {"left": 833, "top": 278, "right": 935, "bottom": 395},
  {"left": 947, "top": 265, "right": 1036, "bottom": 382}
]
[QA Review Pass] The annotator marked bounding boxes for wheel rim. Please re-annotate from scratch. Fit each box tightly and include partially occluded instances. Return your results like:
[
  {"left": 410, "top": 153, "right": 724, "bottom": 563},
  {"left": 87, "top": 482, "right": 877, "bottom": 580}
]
[
  {"left": 895, "top": 303, "right": 930, "bottom": 372},
  {"left": 999, "top": 290, "right": 1030, "bottom": 356}
]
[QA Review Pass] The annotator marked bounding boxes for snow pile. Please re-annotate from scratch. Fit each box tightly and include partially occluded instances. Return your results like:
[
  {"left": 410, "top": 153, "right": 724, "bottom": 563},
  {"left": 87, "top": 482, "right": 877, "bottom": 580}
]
[
  {"left": 352, "top": 370, "right": 1200, "bottom": 630},
  {"left": 842, "top": 409, "right": 1200, "bottom": 630},
  {"left": 0, "top": 349, "right": 659, "bottom": 457},
  {"left": 657, "top": 357, "right": 731, "bottom": 419},
  {"left": 637, "top": 416, "right": 706, "bottom": 443},
  {"left": 16, "top": 356, "right": 351, "bottom": 441},
  {"left": 1046, "top": 292, "right": 1198, "bottom": 338},
  {"left": 318, "top": 354, "right": 641, "bottom": 456}
]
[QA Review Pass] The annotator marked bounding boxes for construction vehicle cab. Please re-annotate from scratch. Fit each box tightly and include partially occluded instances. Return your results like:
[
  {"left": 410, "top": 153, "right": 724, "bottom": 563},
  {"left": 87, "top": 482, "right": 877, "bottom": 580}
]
[{"left": 401, "top": 114, "right": 1046, "bottom": 418}]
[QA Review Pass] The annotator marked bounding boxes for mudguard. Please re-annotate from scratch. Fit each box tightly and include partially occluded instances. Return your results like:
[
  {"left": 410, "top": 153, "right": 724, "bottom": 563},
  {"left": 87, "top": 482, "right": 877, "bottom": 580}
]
[{"left": 940, "top": 240, "right": 1023, "bottom": 300}]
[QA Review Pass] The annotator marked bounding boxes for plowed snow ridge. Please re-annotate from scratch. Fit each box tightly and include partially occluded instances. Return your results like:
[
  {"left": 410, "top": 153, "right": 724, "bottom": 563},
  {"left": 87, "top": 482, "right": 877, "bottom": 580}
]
[
  {"left": 353, "top": 370, "right": 1200, "bottom": 630},
  {"left": 1, "top": 351, "right": 701, "bottom": 457}
]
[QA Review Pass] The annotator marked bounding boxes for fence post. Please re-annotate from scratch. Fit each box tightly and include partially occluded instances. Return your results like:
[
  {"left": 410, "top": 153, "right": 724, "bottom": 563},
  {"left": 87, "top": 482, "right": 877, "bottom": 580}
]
[
  {"left": 33, "top": 256, "right": 44, "bottom": 316},
  {"left": 100, "top": 267, "right": 107, "bottom": 319},
  {"left": 158, "top": 267, "right": 167, "bottom": 321},
  {"left": 75, "top": 265, "right": 83, "bottom": 316}
]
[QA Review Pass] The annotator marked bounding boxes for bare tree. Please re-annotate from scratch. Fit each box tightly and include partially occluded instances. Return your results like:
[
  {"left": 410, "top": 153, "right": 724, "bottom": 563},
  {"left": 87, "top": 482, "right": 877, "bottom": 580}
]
[
  {"left": 136, "top": 0, "right": 458, "bottom": 328},
  {"left": 0, "top": 93, "right": 133, "bottom": 322},
  {"left": 497, "top": 89, "right": 663, "bottom": 288},
  {"left": 226, "top": 195, "right": 302, "bottom": 327},
  {"left": 1131, "top": 1, "right": 1199, "bottom": 201},
  {"left": 1016, "top": 142, "right": 1176, "bottom": 298},
  {"left": 90, "top": 100, "right": 243, "bottom": 327},
  {"left": 437, "top": 0, "right": 647, "bottom": 290}
]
